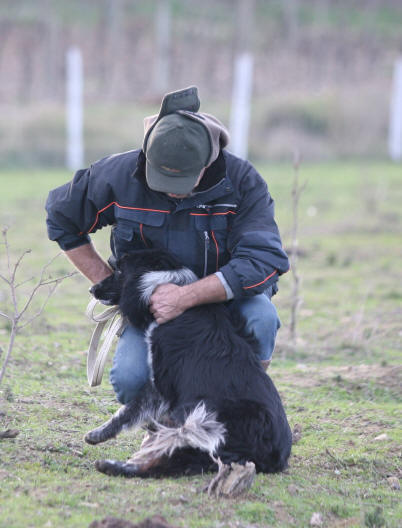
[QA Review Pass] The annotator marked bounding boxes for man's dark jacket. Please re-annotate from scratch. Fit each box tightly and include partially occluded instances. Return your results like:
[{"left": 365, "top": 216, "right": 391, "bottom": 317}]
[{"left": 46, "top": 149, "right": 289, "bottom": 299}]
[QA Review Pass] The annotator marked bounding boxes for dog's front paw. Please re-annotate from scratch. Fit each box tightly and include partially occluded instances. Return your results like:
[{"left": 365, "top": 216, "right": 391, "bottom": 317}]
[
  {"left": 84, "top": 421, "right": 117, "bottom": 445},
  {"left": 84, "top": 428, "right": 106, "bottom": 445}
]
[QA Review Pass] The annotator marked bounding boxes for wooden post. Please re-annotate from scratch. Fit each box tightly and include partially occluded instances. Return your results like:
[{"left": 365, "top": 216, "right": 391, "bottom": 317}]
[
  {"left": 66, "top": 47, "right": 84, "bottom": 170},
  {"left": 229, "top": 0, "right": 255, "bottom": 160},
  {"left": 389, "top": 58, "right": 402, "bottom": 162},
  {"left": 153, "top": 0, "right": 171, "bottom": 95},
  {"left": 283, "top": 0, "right": 299, "bottom": 45},
  {"left": 103, "top": 0, "right": 125, "bottom": 99},
  {"left": 229, "top": 53, "right": 254, "bottom": 160}
]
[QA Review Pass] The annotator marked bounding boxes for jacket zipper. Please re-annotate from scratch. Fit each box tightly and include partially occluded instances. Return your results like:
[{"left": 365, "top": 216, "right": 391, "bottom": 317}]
[
  {"left": 196, "top": 203, "right": 238, "bottom": 209},
  {"left": 203, "top": 231, "right": 210, "bottom": 277}
]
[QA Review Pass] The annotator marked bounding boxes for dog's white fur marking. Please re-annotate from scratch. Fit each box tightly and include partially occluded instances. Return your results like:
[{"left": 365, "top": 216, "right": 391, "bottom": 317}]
[
  {"left": 139, "top": 267, "right": 198, "bottom": 380},
  {"left": 121, "top": 398, "right": 169, "bottom": 433},
  {"left": 128, "top": 402, "right": 226, "bottom": 464},
  {"left": 139, "top": 268, "right": 198, "bottom": 305},
  {"left": 144, "top": 321, "right": 158, "bottom": 381}
]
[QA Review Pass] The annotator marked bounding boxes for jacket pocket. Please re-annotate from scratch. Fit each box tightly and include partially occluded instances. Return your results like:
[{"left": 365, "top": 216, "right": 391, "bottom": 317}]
[{"left": 113, "top": 208, "right": 167, "bottom": 256}]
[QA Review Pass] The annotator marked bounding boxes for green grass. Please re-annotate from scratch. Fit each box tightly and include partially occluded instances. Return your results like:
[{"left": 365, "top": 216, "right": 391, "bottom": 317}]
[{"left": 0, "top": 162, "right": 401, "bottom": 527}]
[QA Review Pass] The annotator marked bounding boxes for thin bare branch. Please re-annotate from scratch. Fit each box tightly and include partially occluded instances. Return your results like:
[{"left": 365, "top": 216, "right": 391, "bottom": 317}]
[
  {"left": 19, "top": 283, "right": 59, "bottom": 329},
  {"left": 0, "top": 273, "right": 10, "bottom": 285},
  {"left": 39, "top": 252, "right": 62, "bottom": 275},
  {"left": 15, "top": 276, "right": 35, "bottom": 289},
  {"left": 0, "top": 323, "right": 17, "bottom": 385},
  {"left": 1, "top": 228, "right": 21, "bottom": 315},
  {"left": 11, "top": 249, "right": 32, "bottom": 282},
  {"left": 22, "top": 252, "right": 61, "bottom": 300},
  {"left": 289, "top": 150, "right": 306, "bottom": 346},
  {"left": 38, "top": 272, "right": 77, "bottom": 287},
  {"left": 0, "top": 311, "right": 11, "bottom": 320},
  {"left": 2, "top": 227, "right": 12, "bottom": 279},
  {"left": 18, "top": 271, "right": 77, "bottom": 329},
  {"left": 18, "top": 271, "right": 77, "bottom": 320}
]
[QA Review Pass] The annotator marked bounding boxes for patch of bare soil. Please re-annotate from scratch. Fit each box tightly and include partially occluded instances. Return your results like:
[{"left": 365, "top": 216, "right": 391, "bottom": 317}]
[
  {"left": 270, "top": 500, "right": 296, "bottom": 525},
  {"left": 327, "top": 516, "right": 361, "bottom": 527},
  {"left": 0, "top": 429, "right": 19, "bottom": 439},
  {"left": 89, "top": 516, "right": 178, "bottom": 528},
  {"left": 277, "top": 364, "right": 401, "bottom": 394}
]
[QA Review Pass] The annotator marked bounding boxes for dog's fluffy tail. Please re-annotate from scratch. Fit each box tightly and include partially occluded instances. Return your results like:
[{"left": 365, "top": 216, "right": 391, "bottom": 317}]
[{"left": 128, "top": 402, "right": 225, "bottom": 464}]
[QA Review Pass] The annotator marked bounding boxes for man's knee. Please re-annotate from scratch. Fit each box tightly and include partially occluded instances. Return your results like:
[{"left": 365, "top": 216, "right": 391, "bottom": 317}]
[
  {"left": 110, "top": 325, "right": 150, "bottom": 404},
  {"left": 229, "top": 294, "right": 280, "bottom": 361},
  {"left": 251, "top": 296, "right": 280, "bottom": 335},
  {"left": 110, "top": 369, "right": 148, "bottom": 404}
]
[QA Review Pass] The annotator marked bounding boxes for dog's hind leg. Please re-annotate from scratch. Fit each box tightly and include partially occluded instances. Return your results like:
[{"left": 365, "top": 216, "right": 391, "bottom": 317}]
[
  {"left": 84, "top": 380, "right": 167, "bottom": 445},
  {"left": 95, "top": 457, "right": 163, "bottom": 478},
  {"left": 96, "top": 450, "right": 217, "bottom": 479},
  {"left": 95, "top": 404, "right": 225, "bottom": 479}
]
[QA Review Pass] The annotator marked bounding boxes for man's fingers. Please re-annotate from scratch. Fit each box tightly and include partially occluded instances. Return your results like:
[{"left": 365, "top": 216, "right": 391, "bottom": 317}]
[{"left": 149, "top": 284, "right": 184, "bottom": 324}]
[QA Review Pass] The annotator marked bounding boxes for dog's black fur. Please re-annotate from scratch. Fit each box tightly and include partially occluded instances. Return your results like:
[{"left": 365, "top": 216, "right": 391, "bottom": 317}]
[{"left": 88, "top": 249, "right": 292, "bottom": 478}]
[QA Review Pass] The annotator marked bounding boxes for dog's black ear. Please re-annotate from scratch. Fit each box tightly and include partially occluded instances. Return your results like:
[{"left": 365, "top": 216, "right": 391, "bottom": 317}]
[
  {"left": 115, "top": 253, "right": 129, "bottom": 270},
  {"left": 116, "top": 253, "right": 135, "bottom": 274}
]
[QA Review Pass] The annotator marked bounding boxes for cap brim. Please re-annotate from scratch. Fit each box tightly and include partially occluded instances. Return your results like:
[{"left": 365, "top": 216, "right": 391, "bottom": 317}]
[{"left": 146, "top": 160, "right": 200, "bottom": 195}]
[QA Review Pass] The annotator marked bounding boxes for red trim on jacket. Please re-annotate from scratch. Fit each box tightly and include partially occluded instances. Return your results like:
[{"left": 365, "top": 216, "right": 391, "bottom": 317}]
[
  {"left": 243, "top": 270, "right": 277, "bottom": 290},
  {"left": 85, "top": 202, "right": 170, "bottom": 234},
  {"left": 211, "top": 231, "right": 219, "bottom": 271},
  {"left": 139, "top": 223, "right": 149, "bottom": 248}
]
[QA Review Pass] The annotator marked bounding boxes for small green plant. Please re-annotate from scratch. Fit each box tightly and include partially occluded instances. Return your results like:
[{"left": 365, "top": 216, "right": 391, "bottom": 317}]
[
  {"left": 364, "top": 506, "right": 387, "bottom": 528},
  {"left": 236, "top": 502, "right": 276, "bottom": 524}
]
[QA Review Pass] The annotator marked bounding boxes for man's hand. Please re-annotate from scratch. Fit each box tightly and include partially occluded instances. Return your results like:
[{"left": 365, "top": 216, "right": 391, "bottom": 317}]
[
  {"left": 149, "top": 274, "right": 227, "bottom": 325},
  {"left": 149, "top": 283, "right": 186, "bottom": 324}
]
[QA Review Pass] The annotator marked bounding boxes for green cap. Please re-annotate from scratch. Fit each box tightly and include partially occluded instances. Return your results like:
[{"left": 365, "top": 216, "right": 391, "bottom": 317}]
[{"left": 145, "top": 113, "right": 211, "bottom": 195}]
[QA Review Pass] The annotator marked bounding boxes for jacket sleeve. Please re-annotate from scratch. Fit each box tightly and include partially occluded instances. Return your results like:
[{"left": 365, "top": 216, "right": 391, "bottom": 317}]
[
  {"left": 219, "top": 162, "right": 289, "bottom": 298},
  {"left": 45, "top": 164, "right": 116, "bottom": 251}
]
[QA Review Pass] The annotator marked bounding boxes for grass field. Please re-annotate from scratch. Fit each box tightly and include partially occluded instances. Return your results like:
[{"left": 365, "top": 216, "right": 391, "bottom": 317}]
[{"left": 0, "top": 162, "right": 401, "bottom": 528}]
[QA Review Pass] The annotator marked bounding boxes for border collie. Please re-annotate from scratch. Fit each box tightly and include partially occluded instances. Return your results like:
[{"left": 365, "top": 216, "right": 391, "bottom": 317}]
[{"left": 86, "top": 249, "right": 292, "bottom": 478}]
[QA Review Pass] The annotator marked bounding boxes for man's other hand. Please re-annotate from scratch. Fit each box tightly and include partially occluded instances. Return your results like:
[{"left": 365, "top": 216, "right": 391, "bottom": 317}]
[{"left": 149, "top": 283, "right": 186, "bottom": 324}]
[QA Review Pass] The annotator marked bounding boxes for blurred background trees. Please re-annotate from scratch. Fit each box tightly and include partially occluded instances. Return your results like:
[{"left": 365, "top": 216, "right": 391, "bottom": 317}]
[{"left": 0, "top": 0, "right": 402, "bottom": 166}]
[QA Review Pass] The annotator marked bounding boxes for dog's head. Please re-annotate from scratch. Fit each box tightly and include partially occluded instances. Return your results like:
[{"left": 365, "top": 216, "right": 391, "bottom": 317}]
[
  {"left": 90, "top": 249, "right": 196, "bottom": 329},
  {"left": 90, "top": 249, "right": 181, "bottom": 304},
  {"left": 90, "top": 271, "right": 122, "bottom": 306}
]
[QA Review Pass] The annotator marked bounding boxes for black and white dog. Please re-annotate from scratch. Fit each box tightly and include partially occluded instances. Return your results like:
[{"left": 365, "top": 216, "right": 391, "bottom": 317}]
[{"left": 87, "top": 249, "right": 292, "bottom": 478}]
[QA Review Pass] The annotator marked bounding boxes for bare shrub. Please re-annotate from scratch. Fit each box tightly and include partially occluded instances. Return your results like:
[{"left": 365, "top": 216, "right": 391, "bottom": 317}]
[
  {"left": 0, "top": 226, "right": 76, "bottom": 385},
  {"left": 289, "top": 151, "right": 306, "bottom": 347}
]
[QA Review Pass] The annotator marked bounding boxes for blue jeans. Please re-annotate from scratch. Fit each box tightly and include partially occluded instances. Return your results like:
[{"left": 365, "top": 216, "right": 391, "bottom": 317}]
[{"left": 110, "top": 294, "right": 281, "bottom": 404}]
